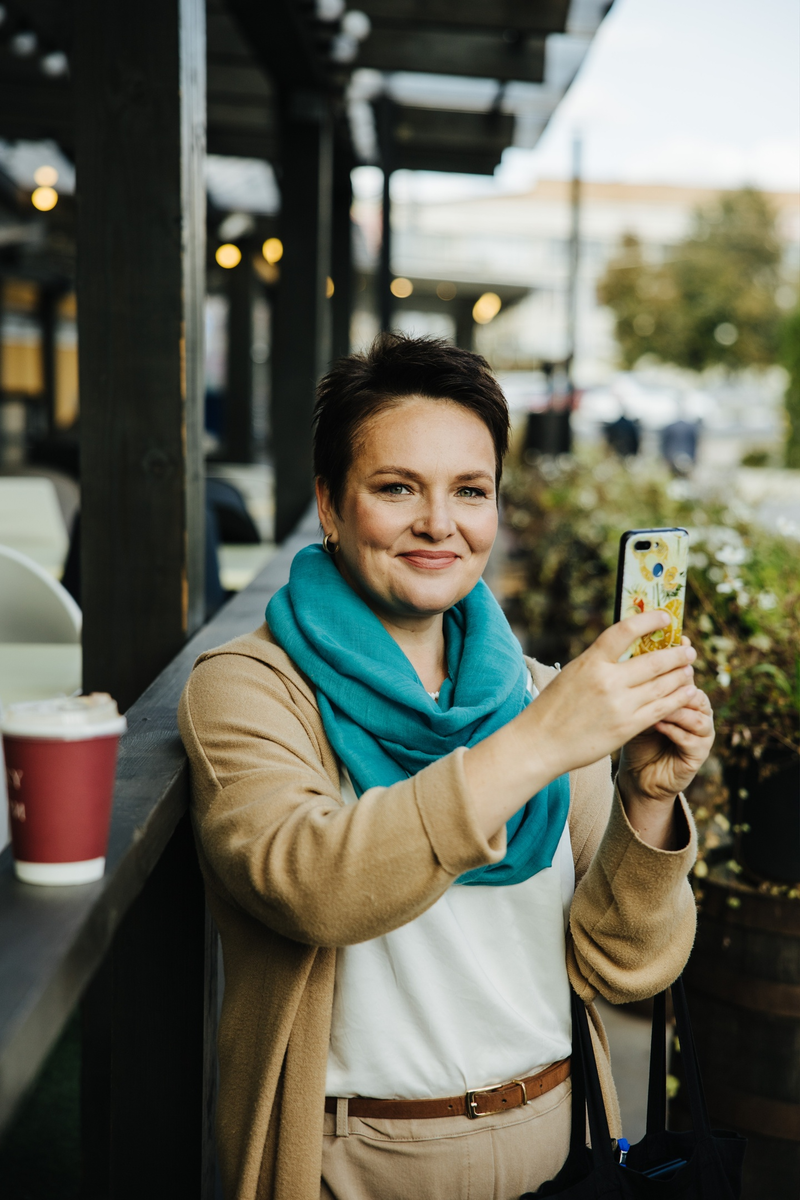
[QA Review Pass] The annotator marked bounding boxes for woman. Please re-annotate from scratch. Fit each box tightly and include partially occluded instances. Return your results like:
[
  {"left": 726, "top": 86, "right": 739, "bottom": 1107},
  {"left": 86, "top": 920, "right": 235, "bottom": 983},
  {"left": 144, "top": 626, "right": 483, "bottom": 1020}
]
[{"left": 179, "top": 334, "right": 712, "bottom": 1200}]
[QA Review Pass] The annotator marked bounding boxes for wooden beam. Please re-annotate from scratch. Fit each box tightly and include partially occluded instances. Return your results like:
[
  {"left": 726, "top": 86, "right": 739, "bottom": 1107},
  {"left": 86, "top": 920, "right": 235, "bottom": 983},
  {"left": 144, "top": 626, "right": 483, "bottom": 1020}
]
[
  {"left": 331, "top": 145, "right": 354, "bottom": 360},
  {"left": 271, "top": 90, "right": 333, "bottom": 542},
  {"left": 377, "top": 97, "right": 393, "bottom": 334},
  {"left": 356, "top": 29, "right": 546, "bottom": 82},
  {"left": 225, "top": 0, "right": 328, "bottom": 89},
  {"left": 389, "top": 105, "right": 514, "bottom": 174},
  {"left": 0, "top": 78, "right": 73, "bottom": 151},
  {"left": 392, "top": 105, "right": 514, "bottom": 149},
  {"left": 207, "top": 125, "right": 279, "bottom": 161},
  {"left": 224, "top": 247, "right": 257, "bottom": 462},
  {"left": 356, "top": 0, "right": 569, "bottom": 35},
  {"left": 392, "top": 148, "right": 506, "bottom": 174},
  {"left": 80, "top": 815, "right": 213, "bottom": 1200},
  {"left": 73, "top": 0, "right": 206, "bottom": 712}
]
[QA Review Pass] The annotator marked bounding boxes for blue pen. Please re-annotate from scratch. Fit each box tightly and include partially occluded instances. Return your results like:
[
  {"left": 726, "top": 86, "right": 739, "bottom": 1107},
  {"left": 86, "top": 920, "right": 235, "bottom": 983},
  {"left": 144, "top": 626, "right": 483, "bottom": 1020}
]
[{"left": 618, "top": 1138, "right": 630, "bottom": 1167}]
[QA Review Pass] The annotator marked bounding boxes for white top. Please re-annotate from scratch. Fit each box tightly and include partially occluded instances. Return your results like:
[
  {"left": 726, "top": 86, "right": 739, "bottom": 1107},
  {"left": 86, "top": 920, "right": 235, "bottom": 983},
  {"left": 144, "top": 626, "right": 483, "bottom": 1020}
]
[{"left": 326, "top": 679, "right": 574, "bottom": 1100}]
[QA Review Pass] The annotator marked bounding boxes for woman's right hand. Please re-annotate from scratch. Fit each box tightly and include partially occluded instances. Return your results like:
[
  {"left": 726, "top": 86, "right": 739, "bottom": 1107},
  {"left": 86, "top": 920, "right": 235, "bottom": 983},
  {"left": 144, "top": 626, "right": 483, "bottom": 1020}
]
[
  {"left": 463, "top": 611, "right": 698, "bottom": 844},
  {"left": 527, "top": 611, "right": 698, "bottom": 780}
]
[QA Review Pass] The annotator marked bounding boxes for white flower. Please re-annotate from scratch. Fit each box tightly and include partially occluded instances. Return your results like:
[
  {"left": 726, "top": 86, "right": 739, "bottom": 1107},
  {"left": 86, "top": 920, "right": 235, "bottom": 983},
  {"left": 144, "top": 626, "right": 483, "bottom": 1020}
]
[
  {"left": 689, "top": 551, "right": 709, "bottom": 569},
  {"left": 749, "top": 634, "right": 771, "bottom": 651},
  {"left": 717, "top": 668, "right": 731, "bottom": 687},
  {"left": 716, "top": 581, "right": 734, "bottom": 594},
  {"left": 757, "top": 591, "right": 777, "bottom": 610},
  {"left": 736, "top": 592, "right": 750, "bottom": 607},
  {"left": 777, "top": 516, "right": 800, "bottom": 540},
  {"left": 715, "top": 544, "right": 749, "bottom": 566},
  {"left": 667, "top": 479, "right": 693, "bottom": 501}
]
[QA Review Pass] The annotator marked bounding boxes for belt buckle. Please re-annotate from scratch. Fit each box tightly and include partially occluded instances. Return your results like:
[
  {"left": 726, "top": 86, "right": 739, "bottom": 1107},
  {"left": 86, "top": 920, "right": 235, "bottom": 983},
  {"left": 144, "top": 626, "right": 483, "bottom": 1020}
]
[{"left": 465, "top": 1079, "right": 528, "bottom": 1119}]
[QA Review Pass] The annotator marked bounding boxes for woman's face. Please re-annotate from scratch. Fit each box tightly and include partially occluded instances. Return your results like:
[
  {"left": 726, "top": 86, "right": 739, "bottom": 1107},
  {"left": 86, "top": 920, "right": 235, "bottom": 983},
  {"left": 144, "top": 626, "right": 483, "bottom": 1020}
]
[{"left": 317, "top": 397, "right": 499, "bottom": 626}]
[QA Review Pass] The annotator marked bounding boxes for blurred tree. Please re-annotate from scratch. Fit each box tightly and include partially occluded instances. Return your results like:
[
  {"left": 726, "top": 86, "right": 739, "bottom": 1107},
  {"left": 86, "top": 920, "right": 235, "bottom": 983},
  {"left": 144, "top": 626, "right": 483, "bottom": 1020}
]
[
  {"left": 780, "top": 306, "right": 800, "bottom": 468},
  {"left": 597, "top": 188, "right": 785, "bottom": 372}
]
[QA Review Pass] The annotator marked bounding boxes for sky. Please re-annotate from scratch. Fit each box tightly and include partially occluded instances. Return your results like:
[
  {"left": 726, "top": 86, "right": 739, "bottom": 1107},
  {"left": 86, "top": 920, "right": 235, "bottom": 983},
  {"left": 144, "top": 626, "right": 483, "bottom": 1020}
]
[{"left": 360, "top": 0, "right": 800, "bottom": 204}]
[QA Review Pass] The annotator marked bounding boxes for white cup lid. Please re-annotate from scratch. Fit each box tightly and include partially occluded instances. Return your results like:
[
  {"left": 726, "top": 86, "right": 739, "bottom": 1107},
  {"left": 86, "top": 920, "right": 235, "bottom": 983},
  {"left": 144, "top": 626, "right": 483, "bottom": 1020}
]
[{"left": 0, "top": 693, "right": 127, "bottom": 740}]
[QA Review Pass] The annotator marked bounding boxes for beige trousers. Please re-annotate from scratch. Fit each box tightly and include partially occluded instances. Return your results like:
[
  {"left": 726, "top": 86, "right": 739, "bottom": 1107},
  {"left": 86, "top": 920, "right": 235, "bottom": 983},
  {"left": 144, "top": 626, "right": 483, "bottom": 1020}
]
[{"left": 320, "top": 1078, "right": 572, "bottom": 1200}]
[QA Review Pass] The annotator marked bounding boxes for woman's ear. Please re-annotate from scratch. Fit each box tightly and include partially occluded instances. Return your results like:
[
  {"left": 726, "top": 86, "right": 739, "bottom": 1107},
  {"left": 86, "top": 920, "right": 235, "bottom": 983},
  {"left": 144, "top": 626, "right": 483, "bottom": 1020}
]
[{"left": 315, "top": 477, "right": 337, "bottom": 539}]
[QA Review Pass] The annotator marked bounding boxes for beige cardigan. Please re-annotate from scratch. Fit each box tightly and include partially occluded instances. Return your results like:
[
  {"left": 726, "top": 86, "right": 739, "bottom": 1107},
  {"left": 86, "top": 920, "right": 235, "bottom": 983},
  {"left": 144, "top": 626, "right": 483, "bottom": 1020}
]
[{"left": 178, "top": 623, "right": 697, "bottom": 1200}]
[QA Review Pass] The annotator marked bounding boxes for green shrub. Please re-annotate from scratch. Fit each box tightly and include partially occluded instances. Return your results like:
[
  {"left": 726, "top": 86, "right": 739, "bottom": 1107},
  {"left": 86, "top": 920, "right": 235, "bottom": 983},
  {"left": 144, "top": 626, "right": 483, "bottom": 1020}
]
[{"left": 502, "top": 452, "right": 800, "bottom": 771}]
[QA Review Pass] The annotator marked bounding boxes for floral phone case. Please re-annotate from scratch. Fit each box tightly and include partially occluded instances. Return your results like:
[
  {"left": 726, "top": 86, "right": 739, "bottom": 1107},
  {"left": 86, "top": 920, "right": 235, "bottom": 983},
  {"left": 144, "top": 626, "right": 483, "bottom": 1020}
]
[{"left": 613, "top": 528, "right": 689, "bottom": 659}]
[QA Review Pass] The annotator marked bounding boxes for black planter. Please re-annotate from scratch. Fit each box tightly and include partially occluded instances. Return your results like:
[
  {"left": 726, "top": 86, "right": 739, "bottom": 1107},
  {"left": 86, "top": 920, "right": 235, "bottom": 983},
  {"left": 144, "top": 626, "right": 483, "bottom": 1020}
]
[
  {"left": 726, "top": 753, "right": 800, "bottom": 884},
  {"left": 524, "top": 410, "right": 572, "bottom": 457}
]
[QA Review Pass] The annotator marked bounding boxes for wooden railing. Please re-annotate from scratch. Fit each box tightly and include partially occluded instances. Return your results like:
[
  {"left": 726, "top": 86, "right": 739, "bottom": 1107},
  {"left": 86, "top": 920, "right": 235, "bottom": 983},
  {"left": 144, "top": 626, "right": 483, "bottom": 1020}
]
[{"left": 0, "top": 507, "right": 318, "bottom": 1196}]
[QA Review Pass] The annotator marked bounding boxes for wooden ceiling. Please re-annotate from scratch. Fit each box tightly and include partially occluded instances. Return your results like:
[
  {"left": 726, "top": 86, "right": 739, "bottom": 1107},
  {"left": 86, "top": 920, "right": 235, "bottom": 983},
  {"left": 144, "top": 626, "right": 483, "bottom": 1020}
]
[{"left": 0, "top": 1, "right": 608, "bottom": 185}]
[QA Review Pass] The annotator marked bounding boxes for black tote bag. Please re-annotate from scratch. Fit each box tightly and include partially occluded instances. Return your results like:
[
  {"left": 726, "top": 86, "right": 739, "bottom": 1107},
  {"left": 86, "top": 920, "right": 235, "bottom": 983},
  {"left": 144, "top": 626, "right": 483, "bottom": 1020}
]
[{"left": 525, "top": 977, "right": 746, "bottom": 1199}]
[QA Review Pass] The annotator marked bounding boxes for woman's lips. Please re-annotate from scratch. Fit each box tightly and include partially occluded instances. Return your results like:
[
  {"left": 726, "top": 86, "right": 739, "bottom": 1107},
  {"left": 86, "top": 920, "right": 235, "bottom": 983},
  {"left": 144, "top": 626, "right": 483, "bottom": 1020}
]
[{"left": 398, "top": 551, "right": 459, "bottom": 570}]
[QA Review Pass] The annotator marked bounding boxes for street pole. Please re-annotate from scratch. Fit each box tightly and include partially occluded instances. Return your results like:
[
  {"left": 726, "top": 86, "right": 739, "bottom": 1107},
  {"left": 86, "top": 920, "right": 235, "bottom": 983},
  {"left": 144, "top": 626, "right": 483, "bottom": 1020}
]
[{"left": 566, "top": 133, "right": 582, "bottom": 397}]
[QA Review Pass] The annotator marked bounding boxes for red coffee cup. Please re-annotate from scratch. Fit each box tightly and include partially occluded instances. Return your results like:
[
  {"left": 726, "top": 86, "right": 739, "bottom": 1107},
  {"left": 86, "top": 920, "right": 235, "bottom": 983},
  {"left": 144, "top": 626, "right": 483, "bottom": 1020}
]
[{"left": 1, "top": 693, "right": 126, "bottom": 886}]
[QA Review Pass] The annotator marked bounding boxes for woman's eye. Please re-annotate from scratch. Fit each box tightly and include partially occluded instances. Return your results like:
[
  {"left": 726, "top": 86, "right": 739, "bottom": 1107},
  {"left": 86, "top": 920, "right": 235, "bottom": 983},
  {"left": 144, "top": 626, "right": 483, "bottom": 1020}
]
[
  {"left": 456, "top": 487, "right": 487, "bottom": 498},
  {"left": 381, "top": 483, "right": 412, "bottom": 495}
]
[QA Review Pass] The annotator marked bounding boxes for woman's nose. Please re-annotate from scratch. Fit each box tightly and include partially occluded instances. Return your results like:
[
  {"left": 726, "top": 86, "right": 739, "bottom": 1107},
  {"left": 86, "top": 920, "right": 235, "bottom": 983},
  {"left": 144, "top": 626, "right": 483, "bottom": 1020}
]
[{"left": 412, "top": 496, "right": 456, "bottom": 541}]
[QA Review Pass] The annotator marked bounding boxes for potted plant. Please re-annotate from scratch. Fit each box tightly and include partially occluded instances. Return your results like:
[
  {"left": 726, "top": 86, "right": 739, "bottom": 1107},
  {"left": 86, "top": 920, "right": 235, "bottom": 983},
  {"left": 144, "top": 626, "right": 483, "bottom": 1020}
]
[{"left": 502, "top": 451, "right": 800, "bottom": 1195}]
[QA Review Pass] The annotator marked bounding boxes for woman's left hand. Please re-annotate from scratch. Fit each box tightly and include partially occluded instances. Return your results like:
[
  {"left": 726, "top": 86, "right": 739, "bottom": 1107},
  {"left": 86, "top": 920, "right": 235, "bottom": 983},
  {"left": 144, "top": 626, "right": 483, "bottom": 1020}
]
[{"left": 617, "top": 638, "right": 714, "bottom": 846}]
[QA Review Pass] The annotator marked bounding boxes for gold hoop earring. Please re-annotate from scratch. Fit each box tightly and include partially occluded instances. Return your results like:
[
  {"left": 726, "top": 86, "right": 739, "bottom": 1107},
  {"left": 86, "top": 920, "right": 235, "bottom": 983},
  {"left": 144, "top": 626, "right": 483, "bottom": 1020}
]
[{"left": 322, "top": 533, "right": 339, "bottom": 555}]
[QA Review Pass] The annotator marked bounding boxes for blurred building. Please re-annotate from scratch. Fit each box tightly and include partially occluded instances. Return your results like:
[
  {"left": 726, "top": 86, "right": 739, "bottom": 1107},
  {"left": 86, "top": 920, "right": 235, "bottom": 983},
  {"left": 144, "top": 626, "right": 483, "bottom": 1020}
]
[{"left": 382, "top": 178, "right": 800, "bottom": 384}]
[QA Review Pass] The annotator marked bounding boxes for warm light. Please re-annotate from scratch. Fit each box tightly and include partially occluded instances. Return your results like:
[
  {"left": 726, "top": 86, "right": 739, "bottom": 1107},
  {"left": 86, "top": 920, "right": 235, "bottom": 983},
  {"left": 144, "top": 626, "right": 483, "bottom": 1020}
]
[
  {"left": 31, "top": 186, "right": 58, "bottom": 211},
  {"left": 262, "top": 237, "right": 283, "bottom": 265},
  {"left": 472, "top": 292, "right": 501, "bottom": 324},
  {"left": 436, "top": 281, "right": 457, "bottom": 301},
  {"left": 390, "top": 277, "right": 413, "bottom": 299},
  {"left": 34, "top": 165, "right": 59, "bottom": 187},
  {"left": 326, "top": 276, "right": 335, "bottom": 298},
  {"left": 216, "top": 243, "right": 242, "bottom": 269}
]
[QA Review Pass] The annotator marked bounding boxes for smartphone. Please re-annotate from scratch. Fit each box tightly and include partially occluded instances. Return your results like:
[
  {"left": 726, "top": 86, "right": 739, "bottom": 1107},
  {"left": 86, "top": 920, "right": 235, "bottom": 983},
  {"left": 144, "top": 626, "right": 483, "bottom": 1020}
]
[{"left": 613, "top": 528, "right": 689, "bottom": 660}]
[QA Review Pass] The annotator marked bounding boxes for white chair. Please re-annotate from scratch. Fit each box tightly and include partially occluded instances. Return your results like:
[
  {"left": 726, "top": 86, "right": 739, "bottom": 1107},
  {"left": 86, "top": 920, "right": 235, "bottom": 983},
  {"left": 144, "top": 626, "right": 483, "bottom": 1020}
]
[
  {"left": 0, "top": 546, "right": 82, "bottom": 850},
  {"left": 0, "top": 544, "right": 81, "bottom": 643},
  {"left": 0, "top": 477, "right": 69, "bottom": 577}
]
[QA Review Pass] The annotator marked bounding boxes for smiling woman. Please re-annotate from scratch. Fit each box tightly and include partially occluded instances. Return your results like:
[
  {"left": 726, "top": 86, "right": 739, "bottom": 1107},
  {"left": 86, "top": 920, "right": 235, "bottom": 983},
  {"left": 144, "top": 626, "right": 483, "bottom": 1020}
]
[{"left": 178, "top": 334, "right": 713, "bottom": 1200}]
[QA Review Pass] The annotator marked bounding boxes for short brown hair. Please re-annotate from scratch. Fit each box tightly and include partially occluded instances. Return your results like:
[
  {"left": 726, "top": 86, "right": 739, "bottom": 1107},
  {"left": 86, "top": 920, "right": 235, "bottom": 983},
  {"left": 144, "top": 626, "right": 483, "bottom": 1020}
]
[{"left": 313, "top": 332, "right": 510, "bottom": 512}]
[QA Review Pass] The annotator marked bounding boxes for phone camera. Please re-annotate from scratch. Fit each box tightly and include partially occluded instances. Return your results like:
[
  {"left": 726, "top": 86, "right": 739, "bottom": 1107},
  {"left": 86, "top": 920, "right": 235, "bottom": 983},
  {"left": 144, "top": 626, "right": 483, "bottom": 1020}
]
[
  {"left": 634, "top": 540, "right": 652, "bottom": 551},
  {"left": 652, "top": 562, "right": 664, "bottom": 577}
]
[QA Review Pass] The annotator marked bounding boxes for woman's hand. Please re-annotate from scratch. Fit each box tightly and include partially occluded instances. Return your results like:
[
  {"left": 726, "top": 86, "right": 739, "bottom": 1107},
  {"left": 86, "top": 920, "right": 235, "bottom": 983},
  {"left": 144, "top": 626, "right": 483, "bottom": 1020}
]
[
  {"left": 617, "top": 642, "right": 714, "bottom": 848},
  {"left": 464, "top": 611, "right": 704, "bottom": 844},
  {"left": 618, "top": 647, "right": 714, "bottom": 801},
  {"left": 526, "top": 611, "right": 702, "bottom": 778}
]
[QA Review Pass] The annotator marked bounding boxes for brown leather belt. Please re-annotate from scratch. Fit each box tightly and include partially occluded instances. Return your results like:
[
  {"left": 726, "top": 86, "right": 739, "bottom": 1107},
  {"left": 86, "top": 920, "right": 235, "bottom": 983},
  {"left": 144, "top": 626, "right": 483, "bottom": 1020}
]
[{"left": 324, "top": 1057, "right": 570, "bottom": 1120}]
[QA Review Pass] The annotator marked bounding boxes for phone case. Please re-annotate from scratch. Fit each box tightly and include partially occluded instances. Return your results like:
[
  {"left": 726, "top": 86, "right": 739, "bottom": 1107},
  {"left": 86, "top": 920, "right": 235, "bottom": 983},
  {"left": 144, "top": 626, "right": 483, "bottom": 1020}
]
[{"left": 614, "top": 528, "right": 689, "bottom": 659}]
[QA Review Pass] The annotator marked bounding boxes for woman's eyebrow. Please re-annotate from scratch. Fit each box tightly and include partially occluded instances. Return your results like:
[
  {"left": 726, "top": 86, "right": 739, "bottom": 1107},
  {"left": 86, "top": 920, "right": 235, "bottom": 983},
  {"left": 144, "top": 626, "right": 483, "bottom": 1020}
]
[
  {"left": 369, "top": 466, "right": 424, "bottom": 481},
  {"left": 453, "top": 471, "right": 494, "bottom": 483},
  {"left": 368, "top": 466, "right": 494, "bottom": 484}
]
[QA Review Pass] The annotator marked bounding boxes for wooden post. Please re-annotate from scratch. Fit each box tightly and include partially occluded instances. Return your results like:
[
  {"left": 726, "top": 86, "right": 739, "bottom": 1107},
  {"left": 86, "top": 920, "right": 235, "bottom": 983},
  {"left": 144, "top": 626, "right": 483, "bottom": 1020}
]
[
  {"left": 73, "top": 0, "right": 206, "bottom": 712},
  {"left": 378, "top": 97, "right": 393, "bottom": 333},
  {"left": 331, "top": 146, "right": 353, "bottom": 361},
  {"left": 81, "top": 814, "right": 216, "bottom": 1199},
  {"left": 38, "top": 284, "right": 62, "bottom": 436},
  {"left": 225, "top": 247, "right": 256, "bottom": 462},
  {"left": 454, "top": 300, "right": 475, "bottom": 352},
  {"left": 272, "top": 88, "right": 332, "bottom": 542}
]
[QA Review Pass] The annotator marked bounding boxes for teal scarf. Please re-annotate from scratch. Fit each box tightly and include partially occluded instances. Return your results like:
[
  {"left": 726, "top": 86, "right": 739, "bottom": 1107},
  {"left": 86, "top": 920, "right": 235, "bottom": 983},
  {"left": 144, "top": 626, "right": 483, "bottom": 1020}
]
[{"left": 266, "top": 544, "right": 569, "bottom": 886}]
